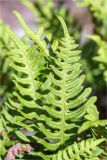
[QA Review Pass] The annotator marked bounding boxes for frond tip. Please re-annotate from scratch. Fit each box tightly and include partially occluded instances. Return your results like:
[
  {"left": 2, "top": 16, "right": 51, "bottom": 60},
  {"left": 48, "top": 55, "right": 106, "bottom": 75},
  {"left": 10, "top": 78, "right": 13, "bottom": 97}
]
[
  {"left": 57, "top": 15, "right": 70, "bottom": 37},
  {"left": 13, "top": 10, "right": 49, "bottom": 58}
]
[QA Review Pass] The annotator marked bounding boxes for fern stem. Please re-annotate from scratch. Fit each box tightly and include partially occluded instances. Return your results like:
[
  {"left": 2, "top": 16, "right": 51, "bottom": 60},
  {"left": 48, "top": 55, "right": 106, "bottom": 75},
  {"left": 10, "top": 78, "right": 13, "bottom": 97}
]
[
  {"left": 60, "top": 63, "right": 67, "bottom": 148},
  {"left": 24, "top": 52, "right": 36, "bottom": 100}
]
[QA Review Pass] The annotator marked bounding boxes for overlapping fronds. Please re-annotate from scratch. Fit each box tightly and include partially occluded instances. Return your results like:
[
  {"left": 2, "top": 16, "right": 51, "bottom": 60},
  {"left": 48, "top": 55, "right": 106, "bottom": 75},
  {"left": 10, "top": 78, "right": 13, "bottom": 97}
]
[
  {"left": 21, "top": 0, "right": 78, "bottom": 41},
  {"left": 0, "top": 11, "right": 107, "bottom": 160},
  {"left": 21, "top": 0, "right": 65, "bottom": 31}
]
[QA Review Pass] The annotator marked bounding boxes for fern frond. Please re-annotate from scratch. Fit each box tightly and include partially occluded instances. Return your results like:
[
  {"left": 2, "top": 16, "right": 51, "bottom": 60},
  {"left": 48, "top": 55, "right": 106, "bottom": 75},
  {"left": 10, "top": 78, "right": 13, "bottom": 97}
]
[
  {"left": 2, "top": 12, "right": 49, "bottom": 143},
  {"left": 37, "top": 138, "right": 104, "bottom": 160},
  {"left": 52, "top": 138, "right": 104, "bottom": 160},
  {"left": 3, "top": 45, "right": 44, "bottom": 132},
  {"left": 78, "top": 105, "right": 107, "bottom": 134},
  {"left": 34, "top": 16, "right": 97, "bottom": 152}
]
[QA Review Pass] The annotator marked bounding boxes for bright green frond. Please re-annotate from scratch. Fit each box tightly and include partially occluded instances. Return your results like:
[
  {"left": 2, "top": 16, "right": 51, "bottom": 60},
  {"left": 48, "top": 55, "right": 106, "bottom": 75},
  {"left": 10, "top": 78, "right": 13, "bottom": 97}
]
[{"left": 34, "top": 17, "right": 97, "bottom": 152}]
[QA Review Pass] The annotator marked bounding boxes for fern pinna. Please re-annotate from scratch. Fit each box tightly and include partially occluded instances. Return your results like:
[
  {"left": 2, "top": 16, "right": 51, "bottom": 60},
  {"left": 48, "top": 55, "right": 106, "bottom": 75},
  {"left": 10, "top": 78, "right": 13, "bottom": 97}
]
[{"left": 1, "top": 11, "right": 106, "bottom": 160}]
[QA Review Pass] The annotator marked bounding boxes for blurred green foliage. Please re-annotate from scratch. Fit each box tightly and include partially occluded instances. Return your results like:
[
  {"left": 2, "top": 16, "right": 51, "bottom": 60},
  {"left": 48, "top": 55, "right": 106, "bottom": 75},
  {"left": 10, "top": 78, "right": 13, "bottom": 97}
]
[{"left": 21, "top": 0, "right": 80, "bottom": 41}]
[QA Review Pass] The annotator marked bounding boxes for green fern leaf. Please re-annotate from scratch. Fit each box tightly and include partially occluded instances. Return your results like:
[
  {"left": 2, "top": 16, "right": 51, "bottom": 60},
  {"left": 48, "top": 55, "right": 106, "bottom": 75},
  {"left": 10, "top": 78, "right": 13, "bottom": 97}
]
[
  {"left": 37, "top": 138, "right": 104, "bottom": 160},
  {"left": 34, "top": 16, "right": 97, "bottom": 152},
  {"left": 2, "top": 12, "right": 48, "bottom": 143}
]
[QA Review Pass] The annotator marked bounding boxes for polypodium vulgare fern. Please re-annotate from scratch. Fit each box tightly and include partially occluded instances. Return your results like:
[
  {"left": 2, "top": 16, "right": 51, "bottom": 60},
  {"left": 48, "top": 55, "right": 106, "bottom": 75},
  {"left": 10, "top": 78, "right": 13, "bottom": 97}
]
[
  {"left": 34, "top": 17, "right": 97, "bottom": 152},
  {"left": 0, "top": 11, "right": 107, "bottom": 159},
  {"left": 2, "top": 11, "right": 49, "bottom": 139}
]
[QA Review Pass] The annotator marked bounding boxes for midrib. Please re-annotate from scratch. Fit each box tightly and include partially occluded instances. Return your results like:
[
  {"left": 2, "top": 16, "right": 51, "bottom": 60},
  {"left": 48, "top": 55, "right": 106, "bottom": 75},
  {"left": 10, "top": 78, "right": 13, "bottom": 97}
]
[
  {"left": 60, "top": 64, "right": 67, "bottom": 148},
  {"left": 24, "top": 52, "right": 36, "bottom": 100}
]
